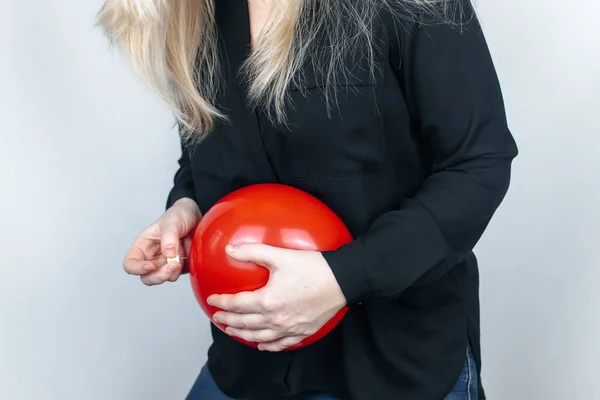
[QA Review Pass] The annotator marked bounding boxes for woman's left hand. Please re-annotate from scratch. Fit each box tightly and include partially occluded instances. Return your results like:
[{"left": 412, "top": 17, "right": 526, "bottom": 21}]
[{"left": 207, "top": 243, "right": 347, "bottom": 352}]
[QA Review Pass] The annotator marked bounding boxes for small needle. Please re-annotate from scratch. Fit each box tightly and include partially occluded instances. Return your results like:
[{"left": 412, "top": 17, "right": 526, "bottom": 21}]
[{"left": 166, "top": 255, "right": 188, "bottom": 264}]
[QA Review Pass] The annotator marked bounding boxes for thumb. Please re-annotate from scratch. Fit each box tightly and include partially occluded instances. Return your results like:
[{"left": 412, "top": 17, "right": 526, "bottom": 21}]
[
  {"left": 159, "top": 219, "right": 183, "bottom": 259},
  {"left": 226, "top": 243, "right": 283, "bottom": 269}
]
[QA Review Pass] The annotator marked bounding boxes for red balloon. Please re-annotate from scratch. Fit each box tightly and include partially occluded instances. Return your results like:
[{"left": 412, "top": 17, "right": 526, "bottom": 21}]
[{"left": 188, "top": 183, "right": 352, "bottom": 350}]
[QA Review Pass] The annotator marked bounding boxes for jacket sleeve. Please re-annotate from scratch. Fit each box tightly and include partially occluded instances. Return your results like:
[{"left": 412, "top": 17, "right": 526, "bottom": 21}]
[
  {"left": 166, "top": 131, "right": 197, "bottom": 209},
  {"left": 322, "top": 6, "right": 518, "bottom": 305}
]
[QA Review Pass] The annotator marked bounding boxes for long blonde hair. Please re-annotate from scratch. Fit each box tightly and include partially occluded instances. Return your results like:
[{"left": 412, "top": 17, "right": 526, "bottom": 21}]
[{"left": 97, "top": 0, "right": 461, "bottom": 140}]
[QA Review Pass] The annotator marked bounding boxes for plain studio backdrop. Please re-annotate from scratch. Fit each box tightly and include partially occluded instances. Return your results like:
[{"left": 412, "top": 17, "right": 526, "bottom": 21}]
[{"left": 1, "top": 0, "right": 599, "bottom": 399}]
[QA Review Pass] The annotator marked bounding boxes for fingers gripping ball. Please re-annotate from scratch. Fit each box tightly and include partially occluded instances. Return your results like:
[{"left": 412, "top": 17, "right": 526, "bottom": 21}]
[{"left": 188, "top": 183, "right": 352, "bottom": 350}]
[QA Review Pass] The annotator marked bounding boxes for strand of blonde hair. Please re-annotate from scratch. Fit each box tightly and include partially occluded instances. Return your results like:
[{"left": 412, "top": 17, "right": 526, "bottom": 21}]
[{"left": 97, "top": 0, "right": 462, "bottom": 139}]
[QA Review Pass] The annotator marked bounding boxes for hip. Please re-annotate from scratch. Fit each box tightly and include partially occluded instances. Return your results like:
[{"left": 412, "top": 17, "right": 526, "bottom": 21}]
[{"left": 186, "top": 345, "right": 478, "bottom": 400}]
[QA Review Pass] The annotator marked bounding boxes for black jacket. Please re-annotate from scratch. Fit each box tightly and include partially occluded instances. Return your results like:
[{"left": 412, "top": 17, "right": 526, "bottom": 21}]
[{"left": 166, "top": 1, "right": 518, "bottom": 399}]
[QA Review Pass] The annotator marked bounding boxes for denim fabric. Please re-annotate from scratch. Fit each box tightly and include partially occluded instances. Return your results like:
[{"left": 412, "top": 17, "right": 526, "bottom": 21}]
[
  {"left": 186, "top": 346, "right": 477, "bottom": 400},
  {"left": 443, "top": 345, "right": 478, "bottom": 400},
  {"left": 185, "top": 365, "right": 337, "bottom": 400}
]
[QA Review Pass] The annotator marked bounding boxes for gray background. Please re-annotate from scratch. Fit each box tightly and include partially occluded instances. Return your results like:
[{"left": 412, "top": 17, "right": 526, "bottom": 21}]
[{"left": 1, "top": 0, "right": 599, "bottom": 399}]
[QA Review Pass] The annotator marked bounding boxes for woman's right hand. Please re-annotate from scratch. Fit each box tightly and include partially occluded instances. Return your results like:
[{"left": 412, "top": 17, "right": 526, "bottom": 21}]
[{"left": 123, "top": 198, "right": 202, "bottom": 286}]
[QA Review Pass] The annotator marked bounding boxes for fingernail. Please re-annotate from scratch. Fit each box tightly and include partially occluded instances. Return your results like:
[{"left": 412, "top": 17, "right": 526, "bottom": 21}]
[
  {"left": 225, "top": 327, "right": 233, "bottom": 335},
  {"left": 225, "top": 244, "right": 237, "bottom": 253},
  {"left": 207, "top": 296, "right": 215, "bottom": 305},
  {"left": 164, "top": 246, "right": 176, "bottom": 258}
]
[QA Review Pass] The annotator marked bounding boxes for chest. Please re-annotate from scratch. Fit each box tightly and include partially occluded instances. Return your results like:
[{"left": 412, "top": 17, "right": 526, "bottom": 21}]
[
  {"left": 250, "top": 47, "right": 419, "bottom": 180},
  {"left": 209, "top": 1, "right": 421, "bottom": 181}
]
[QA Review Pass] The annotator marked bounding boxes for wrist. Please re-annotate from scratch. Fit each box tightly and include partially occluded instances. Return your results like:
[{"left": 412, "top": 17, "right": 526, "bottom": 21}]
[
  {"left": 173, "top": 197, "right": 201, "bottom": 217},
  {"left": 172, "top": 196, "right": 196, "bottom": 207}
]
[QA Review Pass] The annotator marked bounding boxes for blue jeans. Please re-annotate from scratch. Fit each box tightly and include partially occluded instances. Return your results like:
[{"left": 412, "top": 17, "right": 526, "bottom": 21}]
[
  {"left": 187, "top": 346, "right": 478, "bottom": 400},
  {"left": 444, "top": 345, "right": 478, "bottom": 400}
]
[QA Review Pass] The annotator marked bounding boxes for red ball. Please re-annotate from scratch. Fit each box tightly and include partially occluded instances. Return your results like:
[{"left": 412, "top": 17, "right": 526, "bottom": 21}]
[{"left": 188, "top": 183, "right": 352, "bottom": 350}]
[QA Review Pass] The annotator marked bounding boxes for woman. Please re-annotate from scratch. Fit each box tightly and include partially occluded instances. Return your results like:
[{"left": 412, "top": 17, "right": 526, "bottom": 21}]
[{"left": 98, "top": 0, "right": 517, "bottom": 399}]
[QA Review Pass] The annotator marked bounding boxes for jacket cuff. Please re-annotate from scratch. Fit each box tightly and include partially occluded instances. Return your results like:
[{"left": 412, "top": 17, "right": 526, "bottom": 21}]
[{"left": 321, "top": 243, "right": 372, "bottom": 306}]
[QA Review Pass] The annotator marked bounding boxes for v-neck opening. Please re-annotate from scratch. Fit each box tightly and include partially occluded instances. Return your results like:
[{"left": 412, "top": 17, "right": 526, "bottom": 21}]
[{"left": 215, "top": 0, "right": 252, "bottom": 76}]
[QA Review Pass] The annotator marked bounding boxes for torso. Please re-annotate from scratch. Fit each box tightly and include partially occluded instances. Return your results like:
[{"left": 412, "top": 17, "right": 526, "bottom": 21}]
[{"left": 185, "top": 1, "right": 507, "bottom": 399}]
